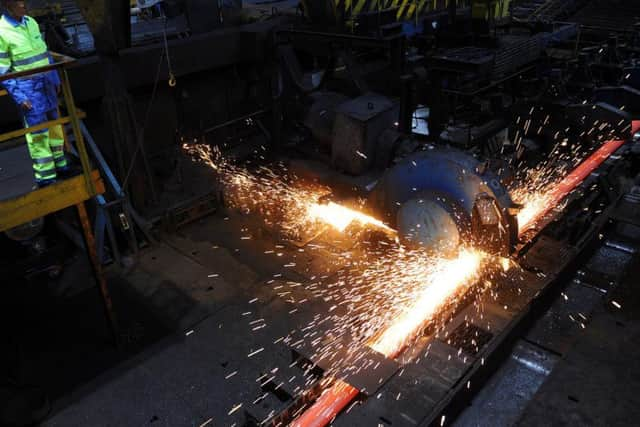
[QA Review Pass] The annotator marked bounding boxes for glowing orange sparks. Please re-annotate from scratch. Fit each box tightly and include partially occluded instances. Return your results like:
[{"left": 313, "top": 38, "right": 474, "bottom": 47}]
[
  {"left": 515, "top": 191, "right": 555, "bottom": 234},
  {"left": 516, "top": 138, "right": 628, "bottom": 234},
  {"left": 370, "top": 249, "right": 485, "bottom": 357},
  {"left": 307, "top": 202, "right": 396, "bottom": 234},
  {"left": 292, "top": 249, "right": 488, "bottom": 427}
]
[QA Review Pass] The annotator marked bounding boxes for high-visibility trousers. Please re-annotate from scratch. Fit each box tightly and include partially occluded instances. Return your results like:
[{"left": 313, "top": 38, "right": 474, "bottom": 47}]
[{"left": 24, "top": 109, "right": 67, "bottom": 182}]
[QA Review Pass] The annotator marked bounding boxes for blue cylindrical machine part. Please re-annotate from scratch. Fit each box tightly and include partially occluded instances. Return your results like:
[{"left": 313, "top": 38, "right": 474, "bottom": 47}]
[
  {"left": 396, "top": 197, "right": 461, "bottom": 255},
  {"left": 368, "top": 147, "right": 518, "bottom": 254}
]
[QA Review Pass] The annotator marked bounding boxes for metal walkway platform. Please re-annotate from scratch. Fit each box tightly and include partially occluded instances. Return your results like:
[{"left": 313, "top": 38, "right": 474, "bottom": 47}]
[
  {"left": 0, "top": 139, "right": 104, "bottom": 232},
  {"left": 0, "top": 168, "right": 105, "bottom": 232},
  {"left": 0, "top": 143, "right": 36, "bottom": 202}
]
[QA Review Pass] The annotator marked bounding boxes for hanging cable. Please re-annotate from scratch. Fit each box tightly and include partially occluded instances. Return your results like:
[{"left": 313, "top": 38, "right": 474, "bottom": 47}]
[
  {"left": 161, "top": 13, "right": 176, "bottom": 87},
  {"left": 121, "top": 41, "right": 166, "bottom": 190}
]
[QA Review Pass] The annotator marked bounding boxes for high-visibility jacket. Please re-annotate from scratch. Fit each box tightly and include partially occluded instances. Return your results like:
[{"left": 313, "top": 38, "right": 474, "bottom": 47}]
[{"left": 0, "top": 14, "right": 60, "bottom": 115}]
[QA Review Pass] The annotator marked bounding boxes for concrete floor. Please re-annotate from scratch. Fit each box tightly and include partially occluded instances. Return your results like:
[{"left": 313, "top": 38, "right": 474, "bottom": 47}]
[
  {"left": 41, "top": 211, "right": 348, "bottom": 426},
  {"left": 517, "top": 255, "right": 640, "bottom": 427}
]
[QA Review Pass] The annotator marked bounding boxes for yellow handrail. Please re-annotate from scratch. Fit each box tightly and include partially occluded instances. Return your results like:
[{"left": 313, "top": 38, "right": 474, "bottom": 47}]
[{"left": 0, "top": 111, "right": 86, "bottom": 143}]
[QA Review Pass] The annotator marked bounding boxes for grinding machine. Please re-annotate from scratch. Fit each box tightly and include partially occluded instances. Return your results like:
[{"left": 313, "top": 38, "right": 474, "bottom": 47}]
[{"left": 302, "top": 90, "right": 520, "bottom": 257}]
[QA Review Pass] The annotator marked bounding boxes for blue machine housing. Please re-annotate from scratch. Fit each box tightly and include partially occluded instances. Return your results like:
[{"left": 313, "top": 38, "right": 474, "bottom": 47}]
[{"left": 367, "top": 147, "right": 519, "bottom": 255}]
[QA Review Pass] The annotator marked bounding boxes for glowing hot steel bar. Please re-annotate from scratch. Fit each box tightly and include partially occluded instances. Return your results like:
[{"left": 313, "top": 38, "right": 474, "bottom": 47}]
[
  {"left": 292, "top": 251, "right": 486, "bottom": 427},
  {"left": 292, "top": 123, "right": 639, "bottom": 427},
  {"left": 517, "top": 139, "right": 626, "bottom": 233},
  {"left": 520, "top": 121, "right": 640, "bottom": 233}
]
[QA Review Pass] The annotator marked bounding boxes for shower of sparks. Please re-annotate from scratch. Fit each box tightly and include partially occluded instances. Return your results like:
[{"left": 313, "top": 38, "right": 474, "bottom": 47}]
[
  {"left": 184, "top": 141, "right": 522, "bottom": 377},
  {"left": 510, "top": 155, "right": 571, "bottom": 234},
  {"left": 298, "top": 246, "right": 499, "bottom": 373},
  {"left": 184, "top": 143, "right": 327, "bottom": 234},
  {"left": 508, "top": 108, "right": 634, "bottom": 235},
  {"left": 184, "top": 141, "right": 498, "bottom": 377},
  {"left": 183, "top": 120, "right": 625, "bottom": 426},
  {"left": 291, "top": 250, "right": 505, "bottom": 427},
  {"left": 369, "top": 249, "right": 486, "bottom": 357},
  {"left": 184, "top": 143, "right": 393, "bottom": 236},
  {"left": 512, "top": 137, "right": 627, "bottom": 234}
]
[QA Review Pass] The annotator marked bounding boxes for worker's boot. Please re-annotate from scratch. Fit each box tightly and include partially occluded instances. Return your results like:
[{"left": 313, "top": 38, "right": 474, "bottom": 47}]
[
  {"left": 35, "top": 177, "right": 57, "bottom": 188},
  {"left": 56, "top": 163, "right": 82, "bottom": 179}
]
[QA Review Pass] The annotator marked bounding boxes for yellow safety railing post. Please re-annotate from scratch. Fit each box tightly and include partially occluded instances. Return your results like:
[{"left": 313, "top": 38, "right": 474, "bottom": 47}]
[{"left": 58, "top": 66, "right": 96, "bottom": 196}]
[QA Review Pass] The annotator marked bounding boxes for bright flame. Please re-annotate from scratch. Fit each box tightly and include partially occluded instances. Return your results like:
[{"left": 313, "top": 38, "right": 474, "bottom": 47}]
[
  {"left": 307, "top": 202, "right": 396, "bottom": 234},
  {"left": 500, "top": 257, "right": 512, "bottom": 272},
  {"left": 516, "top": 192, "right": 555, "bottom": 234},
  {"left": 511, "top": 164, "right": 564, "bottom": 235},
  {"left": 369, "top": 249, "right": 486, "bottom": 357}
]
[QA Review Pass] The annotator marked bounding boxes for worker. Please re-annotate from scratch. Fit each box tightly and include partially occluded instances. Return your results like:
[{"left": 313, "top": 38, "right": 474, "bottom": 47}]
[{"left": 0, "top": 0, "right": 68, "bottom": 187}]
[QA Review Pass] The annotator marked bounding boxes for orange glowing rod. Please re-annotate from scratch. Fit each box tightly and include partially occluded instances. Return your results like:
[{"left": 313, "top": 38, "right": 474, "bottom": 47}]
[
  {"left": 519, "top": 121, "right": 640, "bottom": 234},
  {"left": 293, "top": 250, "right": 485, "bottom": 427},
  {"left": 292, "top": 122, "right": 639, "bottom": 427}
]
